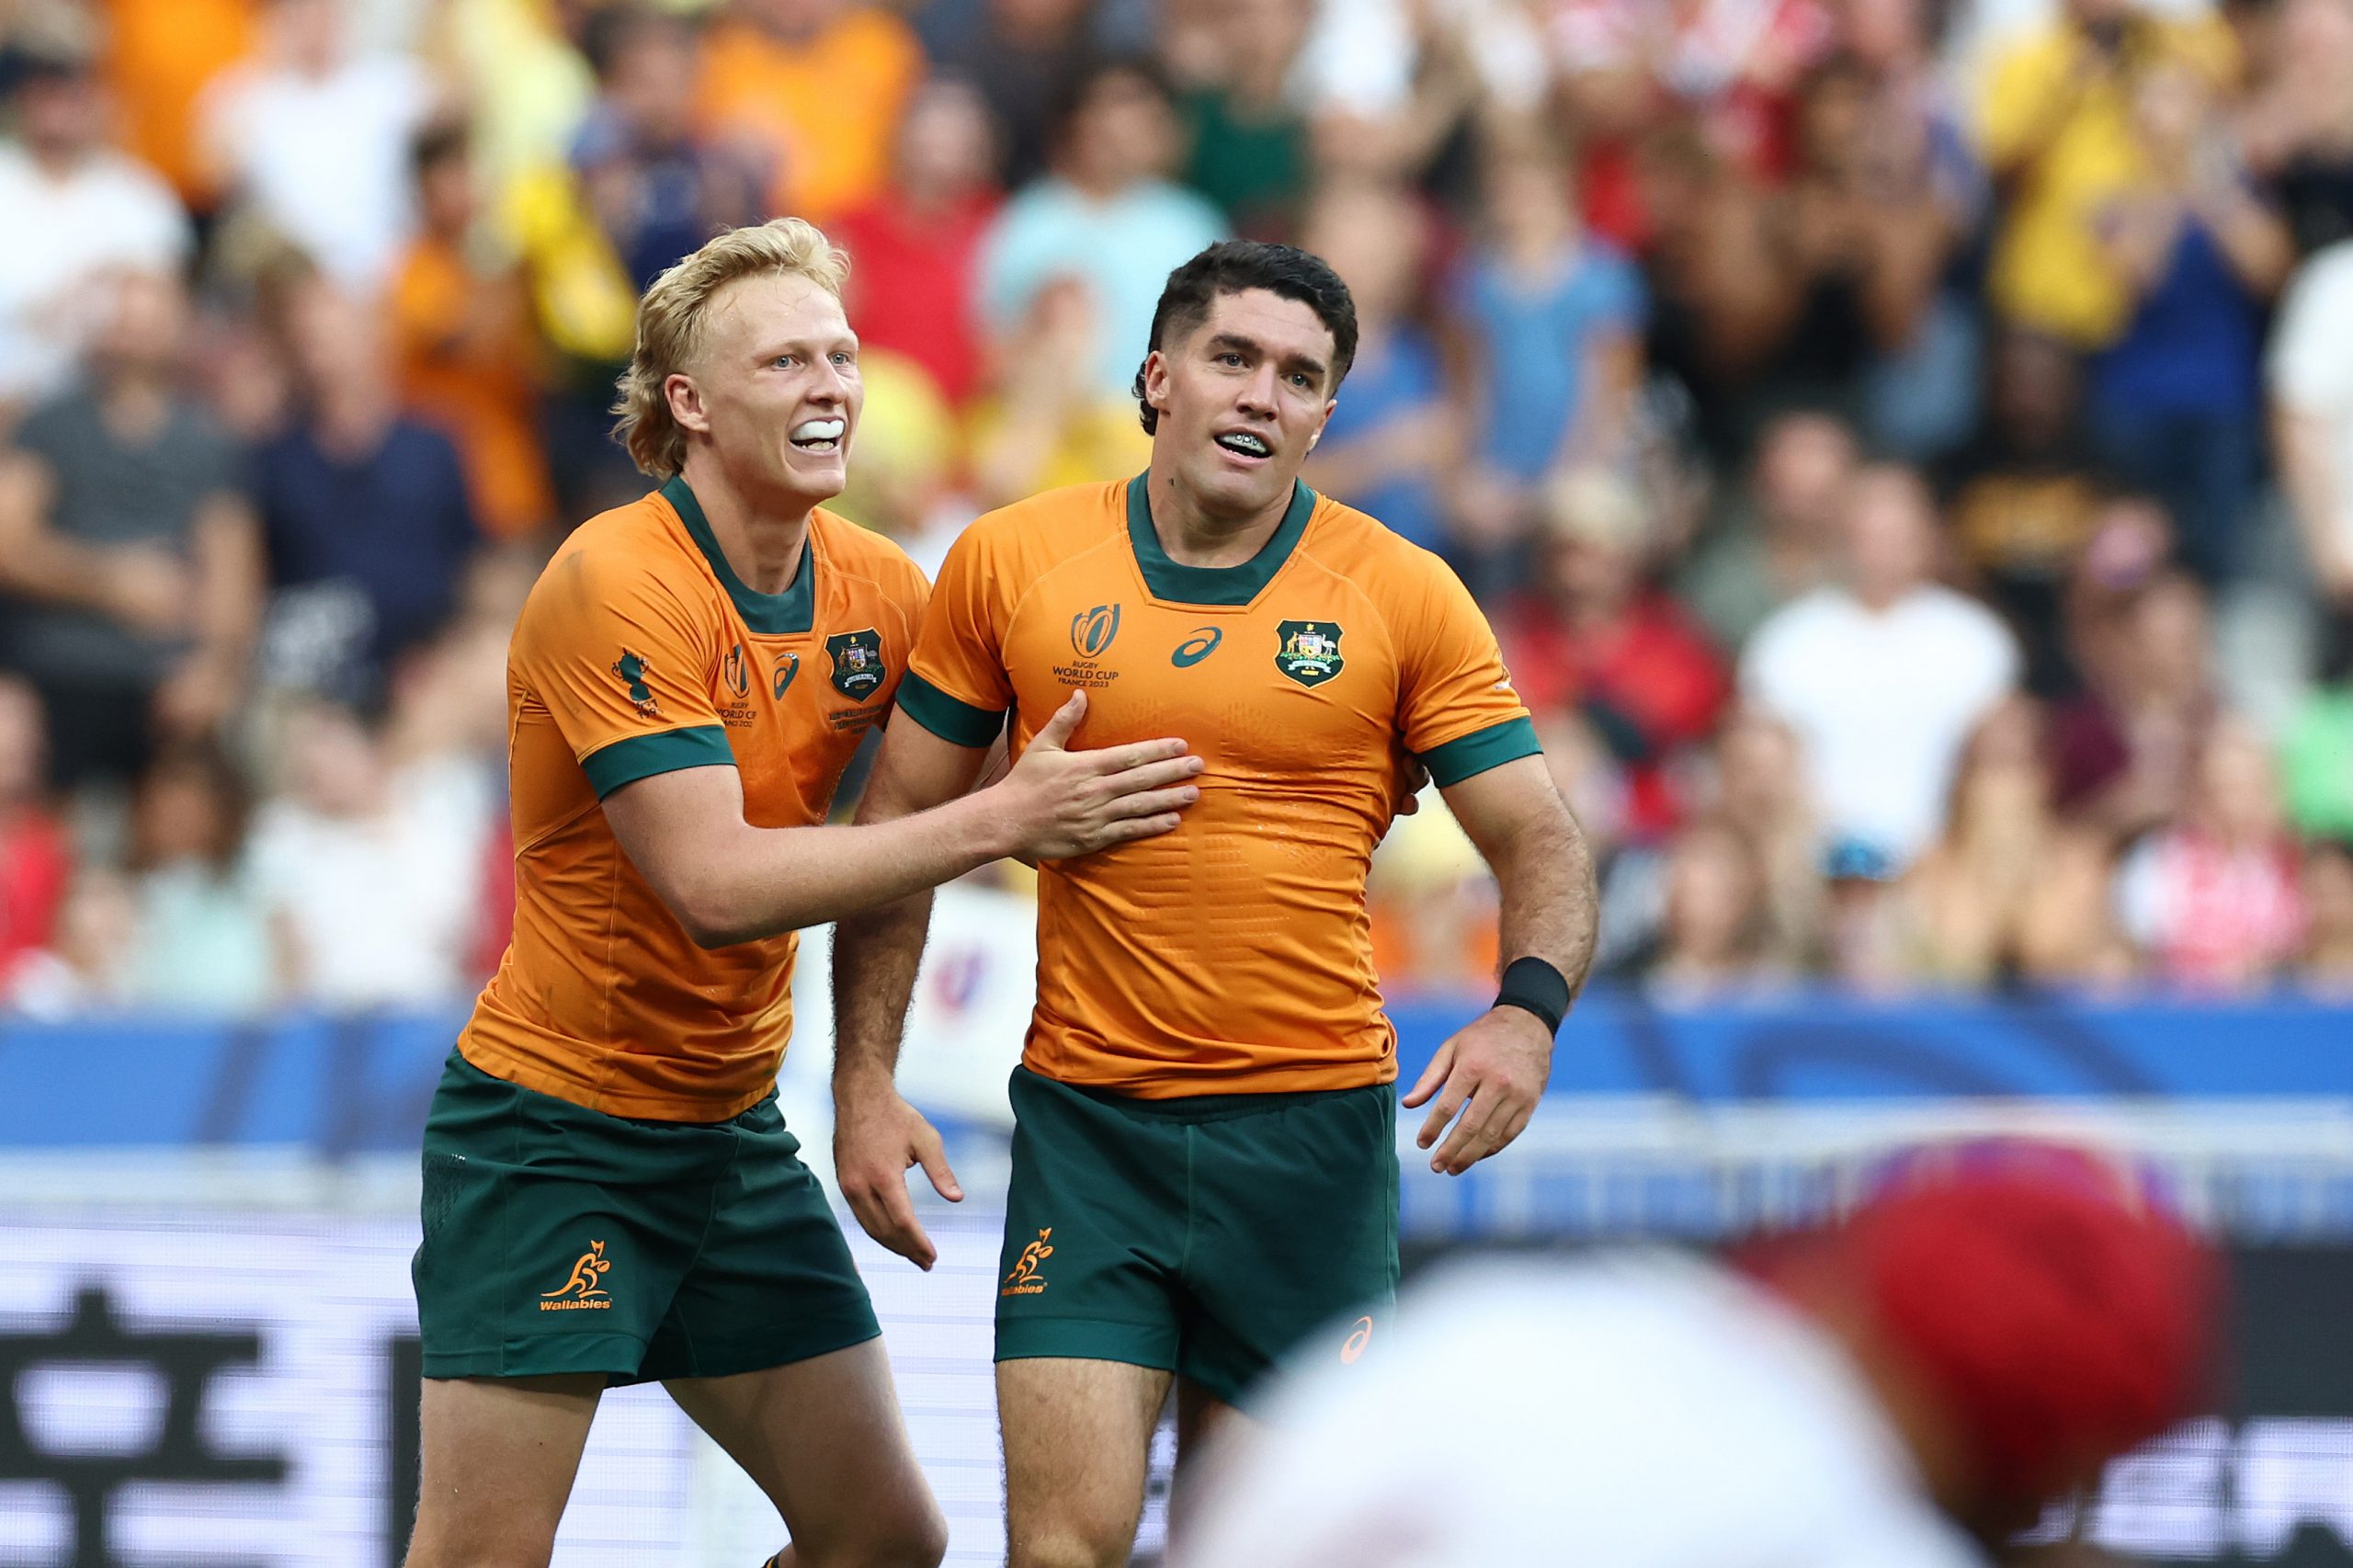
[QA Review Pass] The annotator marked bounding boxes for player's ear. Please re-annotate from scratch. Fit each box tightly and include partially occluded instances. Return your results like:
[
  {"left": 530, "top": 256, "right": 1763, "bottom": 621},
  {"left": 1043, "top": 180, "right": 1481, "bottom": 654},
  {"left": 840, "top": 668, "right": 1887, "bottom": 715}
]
[
  {"left": 1308, "top": 399, "right": 1337, "bottom": 453},
  {"left": 1142, "top": 349, "right": 1171, "bottom": 413},
  {"left": 665, "top": 372, "right": 710, "bottom": 437}
]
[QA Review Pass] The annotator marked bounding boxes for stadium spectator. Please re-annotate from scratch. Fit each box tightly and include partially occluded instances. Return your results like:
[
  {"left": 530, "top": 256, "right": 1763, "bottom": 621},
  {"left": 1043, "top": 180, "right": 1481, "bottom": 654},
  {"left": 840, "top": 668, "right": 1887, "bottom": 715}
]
[
  {"left": 3, "top": 867, "right": 138, "bottom": 1017},
  {"left": 389, "top": 121, "right": 555, "bottom": 544},
  {"left": 916, "top": 0, "right": 1112, "bottom": 189},
  {"left": 2052, "top": 570, "right": 2217, "bottom": 838},
  {"left": 1498, "top": 468, "right": 1729, "bottom": 837},
  {"left": 2237, "top": 0, "right": 2353, "bottom": 258},
  {"left": 1171, "top": 0, "right": 1318, "bottom": 233},
  {"left": 975, "top": 56, "right": 1225, "bottom": 403},
  {"left": 1743, "top": 462, "right": 2020, "bottom": 869},
  {"left": 837, "top": 76, "right": 1003, "bottom": 408},
  {"left": 2299, "top": 835, "right": 2353, "bottom": 994},
  {"left": 246, "top": 697, "right": 488, "bottom": 1010},
  {"left": 2280, "top": 618, "right": 2353, "bottom": 837},
  {"left": 0, "top": 269, "right": 262, "bottom": 790},
  {"left": 122, "top": 740, "right": 272, "bottom": 1015},
  {"left": 1977, "top": 0, "right": 2237, "bottom": 350},
  {"left": 1449, "top": 134, "right": 1645, "bottom": 566},
  {"left": 1677, "top": 407, "right": 1859, "bottom": 651},
  {"left": 100, "top": 0, "right": 258, "bottom": 209},
  {"left": 2116, "top": 719, "right": 2306, "bottom": 991},
  {"left": 1895, "top": 698, "right": 2121, "bottom": 990},
  {"left": 1939, "top": 328, "right": 2109, "bottom": 698},
  {"left": 0, "top": 675, "right": 71, "bottom": 991},
  {"left": 2082, "top": 57, "right": 2288, "bottom": 585},
  {"left": 2268, "top": 236, "right": 2353, "bottom": 609},
  {"left": 965, "top": 273, "right": 1152, "bottom": 508},
  {"left": 694, "top": 0, "right": 924, "bottom": 226},
  {"left": 1297, "top": 178, "right": 1450, "bottom": 552},
  {"left": 1706, "top": 706, "right": 1826, "bottom": 969},
  {"left": 197, "top": 0, "right": 439, "bottom": 289},
  {"left": 0, "top": 17, "right": 190, "bottom": 411},
  {"left": 1644, "top": 817, "right": 1789, "bottom": 1001}
]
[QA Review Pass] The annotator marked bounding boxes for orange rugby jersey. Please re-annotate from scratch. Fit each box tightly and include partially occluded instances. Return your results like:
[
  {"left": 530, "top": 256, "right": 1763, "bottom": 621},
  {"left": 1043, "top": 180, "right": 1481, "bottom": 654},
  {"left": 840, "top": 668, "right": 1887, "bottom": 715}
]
[
  {"left": 900, "top": 475, "right": 1537, "bottom": 1097},
  {"left": 458, "top": 476, "right": 927, "bottom": 1120}
]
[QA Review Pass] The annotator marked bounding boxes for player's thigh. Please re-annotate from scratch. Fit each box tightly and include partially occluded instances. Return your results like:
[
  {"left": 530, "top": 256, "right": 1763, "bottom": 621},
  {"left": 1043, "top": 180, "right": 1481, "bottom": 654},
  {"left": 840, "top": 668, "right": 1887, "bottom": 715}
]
[
  {"left": 405, "top": 1373, "right": 603, "bottom": 1568},
  {"left": 1166, "top": 1381, "right": 1258, "bottom": 1550},
  {"left": 666, "top": 1338, "right": 945, "bottom": 1568},
  {"left": 999, "top": 1357, "right": 1174, "bottom": 1568}
]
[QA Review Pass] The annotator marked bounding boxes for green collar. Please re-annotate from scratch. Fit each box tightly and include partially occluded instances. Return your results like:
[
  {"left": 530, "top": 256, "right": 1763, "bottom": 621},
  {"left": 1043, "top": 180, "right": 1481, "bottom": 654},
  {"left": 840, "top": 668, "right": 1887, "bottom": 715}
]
[
  {"left": 662, "top": 474, "right": 815, "bottom": 635},
  {"left": 1125, "top": 472, "right": 1315, "bottom": 608}
]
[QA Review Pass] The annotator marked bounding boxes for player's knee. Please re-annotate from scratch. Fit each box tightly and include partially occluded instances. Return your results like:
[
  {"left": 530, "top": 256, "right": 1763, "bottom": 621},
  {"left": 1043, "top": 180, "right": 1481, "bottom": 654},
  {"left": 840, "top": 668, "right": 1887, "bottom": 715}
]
[
  {"left": 797, "top": 1495, "right": 948, "bottom": 1568},
  {"left": 1006, "top": 1519, "right": 1132, "bottom": 1568},
  {"left": 402, "top": 1516, "right": 557, "bottom": 1568}
]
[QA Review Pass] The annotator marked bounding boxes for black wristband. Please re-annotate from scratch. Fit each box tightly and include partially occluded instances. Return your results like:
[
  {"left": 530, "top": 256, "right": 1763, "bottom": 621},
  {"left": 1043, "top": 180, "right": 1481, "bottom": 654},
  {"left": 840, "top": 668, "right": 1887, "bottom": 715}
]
[{"left": 1494, "top": 956, "right": 1570, "bottom": 1038}]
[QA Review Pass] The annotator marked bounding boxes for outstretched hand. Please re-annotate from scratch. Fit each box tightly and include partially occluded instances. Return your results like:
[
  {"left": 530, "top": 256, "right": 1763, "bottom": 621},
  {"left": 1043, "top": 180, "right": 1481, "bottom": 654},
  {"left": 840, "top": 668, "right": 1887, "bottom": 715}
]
[
  {"left": 835, "top": 1081, "right": 961, "bottom": 1271},
  {"left": 1400, "top": 1006, "right": 1554, "bottom": 1176}
]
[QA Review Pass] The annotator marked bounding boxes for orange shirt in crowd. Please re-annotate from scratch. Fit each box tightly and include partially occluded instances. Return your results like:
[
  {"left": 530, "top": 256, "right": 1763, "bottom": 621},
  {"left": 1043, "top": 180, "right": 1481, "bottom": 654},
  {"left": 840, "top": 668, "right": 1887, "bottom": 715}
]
[
  {"left": 900, "top": 476, "right": 1538, "bottom": 1098},
  {"left": 390, "top": 236, "right": 556, "bottom": 540},
  {"left": 457, "top": 477, "right": 929, "bottom": 1120},
  {"left": 100, "top": 0, "right": 256, "bottom": 203},
  {"left": 694, "top": 7, "right": 922, "bottom": 226}
]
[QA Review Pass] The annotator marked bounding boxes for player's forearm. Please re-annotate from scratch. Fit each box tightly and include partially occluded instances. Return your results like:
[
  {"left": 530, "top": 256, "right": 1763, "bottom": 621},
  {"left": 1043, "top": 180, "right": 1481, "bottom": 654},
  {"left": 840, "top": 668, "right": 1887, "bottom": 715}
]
[
  {"left": 831, "top": 887, "right": 935, "bottom": 1098},
  {"left": 678, "top": 793, "right": 1011, "bottom": 948},
  {"left": 1492, "top": 809, "right": 1600, "bottom": 999}
]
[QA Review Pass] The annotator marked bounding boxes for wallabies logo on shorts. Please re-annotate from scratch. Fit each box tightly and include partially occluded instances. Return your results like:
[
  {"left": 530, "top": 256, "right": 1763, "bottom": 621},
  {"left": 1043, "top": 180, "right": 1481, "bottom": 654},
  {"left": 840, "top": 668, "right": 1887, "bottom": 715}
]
[
  {"left": 1001, "top": 1228, "right": 1053, "bottom": 1297},
  {"left": 540, "top": 1239, "right": 614, "bottom": 1310},
  {"left": 825, "top": 629, "right": 886, "bottom": 701}
]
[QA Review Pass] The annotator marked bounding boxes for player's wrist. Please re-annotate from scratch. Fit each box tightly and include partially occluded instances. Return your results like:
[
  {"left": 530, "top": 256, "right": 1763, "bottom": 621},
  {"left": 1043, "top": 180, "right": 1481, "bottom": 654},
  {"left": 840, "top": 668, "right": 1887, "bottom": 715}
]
[{"left": 1492, "top": 957, "right": 1570, "bottom": 1040}]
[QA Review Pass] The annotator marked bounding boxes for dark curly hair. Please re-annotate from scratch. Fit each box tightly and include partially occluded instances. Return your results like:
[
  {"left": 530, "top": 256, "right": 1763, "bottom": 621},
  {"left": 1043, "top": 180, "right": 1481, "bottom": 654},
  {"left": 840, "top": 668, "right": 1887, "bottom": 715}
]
[{"left": 1132, "top": 241, "right": 1358, "bottom": 435}]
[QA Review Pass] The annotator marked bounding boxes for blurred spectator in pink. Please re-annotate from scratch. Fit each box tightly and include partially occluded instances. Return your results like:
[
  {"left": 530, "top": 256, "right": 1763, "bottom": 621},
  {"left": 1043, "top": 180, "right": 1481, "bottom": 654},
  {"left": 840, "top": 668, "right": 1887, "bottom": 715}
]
[
  {"left": 573, "top": 8, "right": 768, "bottom": 293},
  {"left": 122, "top": 741, "right": 273, "bottom": 1014},
  {"left": 1938, "top": 329, "right": 2110, "bottom": 698},
  {"left": 1299, "top": 178, "right": 1450, "bottom": 552},
  {"left": 694, "top": 0, "right": 924, "bottom": 227},
  {"left": 1171, "top": 0, "right": 1318, "bottom": 234},
  {"left": 2083, "top": 58, "right": 2288, "bottom": 585},
  {"left": 1896, "top": 698, "right": 2121, "bottom": 991},
  {"left": 198, "top": 0, "right": 439, "bottom": 289},
  {"left": 390, "top": 121, "right": 556, "bottom": 545},
  {"left": 2298, "top": 837, "right": 2353, "bottom": 994},
  {"left": 4, "top": 869, "right": 138, "bottom": 1017},
  {"left": 2053, "top": 570, "right": 2216, "bottom": 839},
  {"left": 252, "top": 278, "right": 478, "bottom": 703},
  {"left": 976, "top": 56, "right": 1226, "bottom": 403},
  {"left": 1499, "top": 468, "right": 1728, "bottom": 838},
  {"left": 2237, "top": 0, "right": 2353, "bottom": 258},
  {"left": 0, "top": 20, "right": 190, "bottom": 412},
  {"left": 1644, "top": 817, "right": 1790, "bottom": 1002},
  {"left": 1449, "top": 135, "right": 1645, "bottom": 571},
  {"left": 0, "top": 269, "right": 263, "bottom": 789},
  {"left": 1743, "top": 463, "right": 2019, "bottom": 869},
  {"left": 0, "top": 675, "right": 71, "bottom": 992},
  {"left": 1678, "top": 407, "right": 1857, "bottom": 650},
  {"left": 919, "top": 0, "right": 1127, "bottom": 190},
  {"left": 249, "top": 698, "right": 489, "bottom": 1010},
  {"left": 837, "top": 76, "right": 1003, "bottom": 409},
  {"left": 2115, "top": 720, "right": 2304, "bottom": 992}
]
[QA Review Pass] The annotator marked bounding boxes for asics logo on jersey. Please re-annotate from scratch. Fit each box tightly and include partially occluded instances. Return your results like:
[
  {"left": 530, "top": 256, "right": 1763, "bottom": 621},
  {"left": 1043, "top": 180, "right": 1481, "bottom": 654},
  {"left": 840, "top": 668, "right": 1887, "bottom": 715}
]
[
  {"left": 1171, "top": 627, "right": 1222, "bottom": 667},
  {"left": 1071, "top": 604, "right": 1121, "bottom": 659},
  {"left": 540, "top": 1239, "right": 614, "bottom": 1311},
  {"left": 1001, "top": 1228, "right": 1054, "bottom": 1297},
  {"left": 773, "top": 651, "right": 800, "bottom": 699}
]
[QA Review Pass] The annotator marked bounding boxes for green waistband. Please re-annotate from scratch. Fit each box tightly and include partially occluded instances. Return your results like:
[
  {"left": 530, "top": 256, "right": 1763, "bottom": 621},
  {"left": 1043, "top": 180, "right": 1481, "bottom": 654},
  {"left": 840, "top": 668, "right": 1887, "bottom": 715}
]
[{"left": 1016, "top": 1064, "right": 1386, "bottom": 1123}]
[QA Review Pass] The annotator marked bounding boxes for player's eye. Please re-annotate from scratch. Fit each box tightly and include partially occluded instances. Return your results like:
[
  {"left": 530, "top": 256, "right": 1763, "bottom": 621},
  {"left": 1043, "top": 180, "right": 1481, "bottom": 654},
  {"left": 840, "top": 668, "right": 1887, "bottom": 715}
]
[
  {"left": 774, "top": 354, "right": 799, "bottom": 369},
  {"left": 1217, "top": 352, "right": 1244, "bottom": 367},
  {"left": 830, "top": 351, "right": 855, "bottom": 367}
]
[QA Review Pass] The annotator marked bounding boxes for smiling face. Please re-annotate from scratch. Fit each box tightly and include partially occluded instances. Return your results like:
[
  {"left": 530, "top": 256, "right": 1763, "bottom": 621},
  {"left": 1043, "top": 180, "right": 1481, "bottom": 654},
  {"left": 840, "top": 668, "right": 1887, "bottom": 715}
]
[
  {"left": 1139, "top": 288, "right": 1338, "bottom": 523},
  {"left": 666, "top": 271, "right": 862, "bottom": 512}
]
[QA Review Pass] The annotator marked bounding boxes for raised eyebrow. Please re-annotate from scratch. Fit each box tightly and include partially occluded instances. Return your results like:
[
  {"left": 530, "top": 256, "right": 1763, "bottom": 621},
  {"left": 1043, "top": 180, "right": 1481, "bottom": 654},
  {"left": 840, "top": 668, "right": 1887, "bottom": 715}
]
[{"left": 1206, "top": 332, "right": 1328, "bottom": 383}]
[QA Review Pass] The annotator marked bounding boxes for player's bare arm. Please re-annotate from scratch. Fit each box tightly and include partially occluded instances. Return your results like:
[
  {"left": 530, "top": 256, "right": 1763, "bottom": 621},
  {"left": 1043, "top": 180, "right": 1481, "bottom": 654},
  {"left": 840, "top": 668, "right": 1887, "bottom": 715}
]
[
  {"left": 1402, "top": 754, "right": 1599, "bottom": 1175},
  {"left": 825, "top": 715, "right": 1006, "bottom": 1269},
  {"left": 602, "top": 687, "right": 1201, "bottom": 949}
]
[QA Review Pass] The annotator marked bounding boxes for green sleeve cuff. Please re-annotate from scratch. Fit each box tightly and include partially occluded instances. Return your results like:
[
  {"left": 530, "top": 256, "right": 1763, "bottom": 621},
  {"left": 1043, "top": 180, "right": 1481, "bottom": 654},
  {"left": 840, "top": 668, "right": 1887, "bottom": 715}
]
[
  {"left": 1416, "top": 715, "right": 1541, "bottom": 787},
  {"left": 580, "top": 725, "right": 734, "bottom": 798},
  {"left": 895, "top": 671, "right": 1006, "bottom": 748}
]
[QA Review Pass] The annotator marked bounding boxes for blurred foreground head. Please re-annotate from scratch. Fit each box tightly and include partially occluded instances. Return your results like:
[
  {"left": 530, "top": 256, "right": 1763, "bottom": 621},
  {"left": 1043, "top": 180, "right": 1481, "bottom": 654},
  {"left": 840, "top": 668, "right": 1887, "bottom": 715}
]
[{"left": 1745, "top": 1141, "right": 2220, "bottom": 1540}]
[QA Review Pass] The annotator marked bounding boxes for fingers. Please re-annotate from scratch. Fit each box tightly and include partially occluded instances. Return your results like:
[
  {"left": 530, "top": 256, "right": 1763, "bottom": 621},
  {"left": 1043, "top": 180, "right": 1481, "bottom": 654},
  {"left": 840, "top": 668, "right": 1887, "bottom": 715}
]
[
  {"left": 914, "top": 1124, "right": 963, "bottom": 1203},
  {"left": 1103, "top": 784, "right": 1201, "bottom": 821},
  {"left": 1030, "top": 689, "right": 1088, "bottom": 751},
  {"left": 1098, "top": 755, "right": 1206, "bottom": 792},
  {"left": 1401, "top": 1040, "right": 1456, "bottom": 1110},
  {"left": 843, "top": 1179, "right": 934, "bottom": 1271},
  {"left": 1415, "top": 1063, "right": 1474, "bottom": 1150},
  {"left": 1093, "top": 737, "right": 1195, "bottom": 775},
  {"left": 1430, "top": 1085, "right": 1509, "bottom": 1176}
]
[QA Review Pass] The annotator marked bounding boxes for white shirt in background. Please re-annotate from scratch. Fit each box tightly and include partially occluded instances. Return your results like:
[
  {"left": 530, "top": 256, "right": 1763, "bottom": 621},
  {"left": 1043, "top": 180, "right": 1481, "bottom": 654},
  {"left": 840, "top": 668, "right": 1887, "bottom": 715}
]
[
  {"left": 1742, "top": 585, "right": 2019, "bottom": 868},
  {"left": 0, "top": 142, "right": 189, "bottom": 403},
  {"left": 1183, "top": 1255, "right": 1983, "bottom": 1568},
  {"left": 199, "top": 52, "right": 434, "bottom": 288},
  {"left": 2268, "top": 240, "right": 2353, "bottom": 581}
]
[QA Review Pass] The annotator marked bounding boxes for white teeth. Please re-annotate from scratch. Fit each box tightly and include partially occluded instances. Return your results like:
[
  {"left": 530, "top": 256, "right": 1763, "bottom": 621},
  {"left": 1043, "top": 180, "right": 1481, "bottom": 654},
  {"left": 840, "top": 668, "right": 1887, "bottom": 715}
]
[{"left": 790, "top": 418, "right": 846, "bottom": 442}]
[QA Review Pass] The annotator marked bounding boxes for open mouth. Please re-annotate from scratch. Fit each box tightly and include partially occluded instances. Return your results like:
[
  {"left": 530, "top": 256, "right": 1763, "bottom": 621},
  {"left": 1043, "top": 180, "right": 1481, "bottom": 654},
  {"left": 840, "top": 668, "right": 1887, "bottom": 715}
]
[
  {"left": 1213, "top": 430, "right": 1271, "bottom": 462},
  {"left": 790, "top": 417, "right": 846, "bottom": 454}
]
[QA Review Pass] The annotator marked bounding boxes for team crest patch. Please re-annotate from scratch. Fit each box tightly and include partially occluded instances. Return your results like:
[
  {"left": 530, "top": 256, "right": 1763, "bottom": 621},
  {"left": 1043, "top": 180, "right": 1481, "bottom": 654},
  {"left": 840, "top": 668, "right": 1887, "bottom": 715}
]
[
  {"left": 825, "top": 628, "right": 886, "bottom": 701},
  {"left": 612, "top": 650, "right": 660, "bottom": 717},
  {"left": 1274, "top": 620, "right": 1345, "bottom": 687}
]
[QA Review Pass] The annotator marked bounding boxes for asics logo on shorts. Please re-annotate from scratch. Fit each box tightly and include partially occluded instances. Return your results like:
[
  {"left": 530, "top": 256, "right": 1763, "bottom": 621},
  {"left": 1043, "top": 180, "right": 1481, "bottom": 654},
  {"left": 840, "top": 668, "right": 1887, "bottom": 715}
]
[
  {"left": 1341, "top": 1314, "right": 1373, "bottom": 1363},
  {"left": 1001, "top": 1228, "right": 1054, "bottom": 1297},
  {"left": 540, "top": 1239, "right": 614, "bottom": 1310}
]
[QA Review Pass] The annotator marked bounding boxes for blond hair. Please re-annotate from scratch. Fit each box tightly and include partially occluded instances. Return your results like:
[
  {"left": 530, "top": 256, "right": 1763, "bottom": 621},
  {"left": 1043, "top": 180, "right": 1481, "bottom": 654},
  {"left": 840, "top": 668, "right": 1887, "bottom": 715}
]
[{"left": 610, "top": 218, "right": 851, "bottom": 478}]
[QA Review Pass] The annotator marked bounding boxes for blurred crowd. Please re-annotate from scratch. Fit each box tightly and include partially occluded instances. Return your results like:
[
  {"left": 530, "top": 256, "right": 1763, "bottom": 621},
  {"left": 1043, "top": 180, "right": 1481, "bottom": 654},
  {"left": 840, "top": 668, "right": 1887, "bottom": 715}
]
[{"left": 0, "top": 0, "right": 2350, "bottom": 1019}]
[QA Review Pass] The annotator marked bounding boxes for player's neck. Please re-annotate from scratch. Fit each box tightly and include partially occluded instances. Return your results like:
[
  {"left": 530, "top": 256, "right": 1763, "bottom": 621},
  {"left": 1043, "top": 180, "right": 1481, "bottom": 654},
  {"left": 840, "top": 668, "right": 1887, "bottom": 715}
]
[
  {"left": 1141, "top": 459, "right": 1290, "bottom": 570},
  {"left": 680, "top": 453, "right": 813, "bottom": 597}
]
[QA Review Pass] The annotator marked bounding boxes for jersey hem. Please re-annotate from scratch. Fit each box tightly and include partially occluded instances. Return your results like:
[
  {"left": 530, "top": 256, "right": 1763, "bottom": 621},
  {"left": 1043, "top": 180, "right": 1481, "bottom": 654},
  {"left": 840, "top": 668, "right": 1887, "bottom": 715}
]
[
  {"left": 454, "top": 1036, "right": 777, "bottom": 1124},
  {"left": 579, "top": 724, "right": 735, "bottom": 798},
  {"left": 1416, "top": 714, "right": 1541, "bottom": 787},
  {"left": 1019, "top": 1051, "right": 1398, "bottom": 1100}
]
